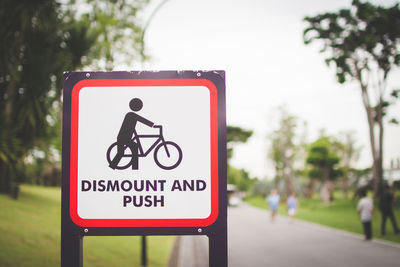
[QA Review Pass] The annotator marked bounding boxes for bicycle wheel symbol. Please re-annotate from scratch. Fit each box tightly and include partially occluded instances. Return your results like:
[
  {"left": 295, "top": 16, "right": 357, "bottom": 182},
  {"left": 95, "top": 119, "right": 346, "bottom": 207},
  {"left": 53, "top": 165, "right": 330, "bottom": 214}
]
[
  {"left": 154, "top": 141, "right": 183, "bottom": 170},
  {"left": 106, "top": 141, "right": 183, "bottom": 170},
  {"left": 106, "top": 142, "right": 136, "bottom": 170}
]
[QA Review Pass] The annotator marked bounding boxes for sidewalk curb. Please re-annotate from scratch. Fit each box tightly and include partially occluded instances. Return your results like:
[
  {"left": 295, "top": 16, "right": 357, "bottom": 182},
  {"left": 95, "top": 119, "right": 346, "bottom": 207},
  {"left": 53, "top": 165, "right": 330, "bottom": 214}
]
[{"left": 168, "top": 236, "right": 181, "bottom": 267}]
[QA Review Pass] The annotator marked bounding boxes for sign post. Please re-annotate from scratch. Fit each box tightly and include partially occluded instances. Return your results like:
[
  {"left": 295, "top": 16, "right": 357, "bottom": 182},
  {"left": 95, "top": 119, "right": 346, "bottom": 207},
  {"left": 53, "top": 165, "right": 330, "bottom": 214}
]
[
  {"left": 141, "top": 236, "right": 147, "bottom": 267},
  {"left": 61, "top": 71, "right": 227, "bottom": 266}
]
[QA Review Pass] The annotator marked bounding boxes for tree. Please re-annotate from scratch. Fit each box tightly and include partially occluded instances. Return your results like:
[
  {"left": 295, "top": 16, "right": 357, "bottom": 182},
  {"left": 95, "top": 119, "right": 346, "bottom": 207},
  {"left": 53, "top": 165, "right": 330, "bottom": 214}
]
[
  {"left": 268, "top": 107, "right": 303, "bottom": 197},
  {"left": 0, "top": 0, "right": 148, "bottom": 194},
  {"left": 303, "top": 0, "right": 400, "bottom": 197},
  {"left": 251, "top": 179, "right": 274, "bottom": 198},
  {"left": 227, "top": 166, "right": 256, "bottom": 193},
  {"left": 226, "top": 125, "right": 253, "bottom": 161},
  {"left": 306, "top": 136, "right": 343, "bottom": 203},
  {"left": 66, "top": 0, "right": 149, "bottom": 70},
  {"left": 226, "top": 125, "right": 254, "bottom": 191}
]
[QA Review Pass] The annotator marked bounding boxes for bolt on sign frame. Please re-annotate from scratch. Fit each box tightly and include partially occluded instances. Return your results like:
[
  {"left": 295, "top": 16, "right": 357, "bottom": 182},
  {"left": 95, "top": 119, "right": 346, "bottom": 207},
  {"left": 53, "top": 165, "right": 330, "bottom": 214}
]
[{"left": 61, "top": 71, "right": 227, "bottom": 267}]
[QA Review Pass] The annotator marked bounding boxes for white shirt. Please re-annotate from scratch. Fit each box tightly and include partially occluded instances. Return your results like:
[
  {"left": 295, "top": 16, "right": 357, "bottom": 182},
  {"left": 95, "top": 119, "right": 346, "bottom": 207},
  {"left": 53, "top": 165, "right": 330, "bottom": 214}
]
[{"left": 357, "top": 197, "right": 373, "bottom": 222}]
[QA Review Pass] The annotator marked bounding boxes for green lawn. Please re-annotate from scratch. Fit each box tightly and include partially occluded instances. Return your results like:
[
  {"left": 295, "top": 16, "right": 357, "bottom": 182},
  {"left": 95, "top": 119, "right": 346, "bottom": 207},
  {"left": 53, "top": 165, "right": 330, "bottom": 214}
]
[
  {"left": 246, "top": 193, "right": 400, "bottom": 244},
  {"left": 0, "top": 184, "right": 174, "bottom": 267}
]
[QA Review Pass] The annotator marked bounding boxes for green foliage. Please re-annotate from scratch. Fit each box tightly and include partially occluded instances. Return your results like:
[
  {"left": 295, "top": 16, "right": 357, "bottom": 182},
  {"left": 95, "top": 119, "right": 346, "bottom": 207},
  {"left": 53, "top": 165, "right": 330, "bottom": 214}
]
[
  {"left": 306, "top": 136, "right": 342, "bottom": 180},
  {"left": 308, "top": 168, "right": 322, "bottom": 179},
  {"left": 227, "top": 165, "right": 256, "bottom": 192},
  {"left": 389, "top": 88, "right": 400, "bottom": 124},
  {"left": 249, "top": 179, "right": 274, "bottom": 198},
  {"left": 1, "top": 0, "right": 69, "bottom": 191},
  {"left": 226, "top": 125, "right": 253, "bottom": 161},
  {"left": 0, "top": 0, "right": 149, "bottom": 193},
  {"left": 304, "top": 0, "right": 400, "bottom": 84},
  {"left": 268, "top": 107, "right": 306, "bottom": 195},
  {"left": 67, "top": 0, "right": 149, "bottom": 69},
  {"left": 303, "top": 0, "right": 400, "bottom": 196},
  {"left": 226, "top": 125, "right": 255, "bottom": 192},
  {"left": 245, "top": 195, "right": 268, "bottom": 209},
  {"left": 0, "top": 184, "right": 174, "bottom": 266},
  {"left": 269, "top": 112, "right": 297, "bottom": 172},
  {"left": 307, "top": 138, "right": 339, "bottom": 167}
]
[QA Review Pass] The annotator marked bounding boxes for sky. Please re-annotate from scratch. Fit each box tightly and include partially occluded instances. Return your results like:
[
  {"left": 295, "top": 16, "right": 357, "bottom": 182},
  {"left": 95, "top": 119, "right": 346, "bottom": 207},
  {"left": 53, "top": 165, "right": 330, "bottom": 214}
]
[{"left": 134, "top": 0, "right": 400, "bottom": 179}]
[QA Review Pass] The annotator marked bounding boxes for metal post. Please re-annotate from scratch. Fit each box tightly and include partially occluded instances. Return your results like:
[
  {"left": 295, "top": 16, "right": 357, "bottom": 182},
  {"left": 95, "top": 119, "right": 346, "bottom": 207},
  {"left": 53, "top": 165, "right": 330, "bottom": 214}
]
[
  {"left": 208, "top": 231, "right": 228, "bottom": 267},
  {"left": 61, "top": 233, "right": 83, "bottom": 267},
  {"left": 141, "top": 235, "right": 147, "bottom": 267}
]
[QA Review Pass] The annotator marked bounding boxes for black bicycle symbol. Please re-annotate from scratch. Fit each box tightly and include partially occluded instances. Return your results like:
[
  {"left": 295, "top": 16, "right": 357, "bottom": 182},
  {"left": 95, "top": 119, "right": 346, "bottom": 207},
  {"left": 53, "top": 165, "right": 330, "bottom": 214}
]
[{"left": 106, "top": 125, "right": 183, "bottom": 170}]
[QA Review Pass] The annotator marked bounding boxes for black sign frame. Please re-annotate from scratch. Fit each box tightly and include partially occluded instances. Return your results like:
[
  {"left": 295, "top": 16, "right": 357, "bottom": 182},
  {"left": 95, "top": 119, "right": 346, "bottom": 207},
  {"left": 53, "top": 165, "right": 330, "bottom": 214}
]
[{"left": 61, "top": 71, "right": 227, "bottom": 266}]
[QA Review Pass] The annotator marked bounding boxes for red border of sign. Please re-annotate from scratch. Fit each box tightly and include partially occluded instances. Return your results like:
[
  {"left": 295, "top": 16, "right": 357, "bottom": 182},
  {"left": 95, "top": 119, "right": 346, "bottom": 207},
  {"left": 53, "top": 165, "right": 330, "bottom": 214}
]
[{"left": 70, "top": 79, "right": 218, "bottom": 227}]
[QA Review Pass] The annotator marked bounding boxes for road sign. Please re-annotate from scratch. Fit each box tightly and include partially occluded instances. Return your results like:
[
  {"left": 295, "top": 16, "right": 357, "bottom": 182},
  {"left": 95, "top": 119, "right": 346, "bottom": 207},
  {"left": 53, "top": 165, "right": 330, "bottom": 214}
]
[
  {"left": 69, "top": 78, "right": 218, "bottom": 227},
  {"left": 61, "top": 71, "right": 227, "bottom": 267}
]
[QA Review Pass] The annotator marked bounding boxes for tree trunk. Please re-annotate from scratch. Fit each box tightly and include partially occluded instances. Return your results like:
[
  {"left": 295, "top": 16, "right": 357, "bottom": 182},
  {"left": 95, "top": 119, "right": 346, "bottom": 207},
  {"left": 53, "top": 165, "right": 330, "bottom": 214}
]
[
  {"left": 0, "top": 161, "right": 5, "bottom": 193},
  {"left": 377, "top": 96, "right": 384, "bottom": 196},
  {"left": 320, "top": 181, "right": 333, "bottom": 203},
  {"left": 274, "top": 170, "right": 280, "bottom": 190},
  {"left": 371, "top": 98, "right": 384, "bottom": 198},
  {"left": 306, "top": 179, "right": 316, "bottom": 198},
  {"left": 284, "top": 175, "right": 295, "bottom": 198},
  {"left": 0, "top": 161, "right": 10, "bottom": 193},
  {"left": 319, "top": 166, "right": 332, "bottom": 203},
  {"left": 284, "top": 167, "right": 295, "bottom": 197},
  {"left": 371, "top": 151, "right": 381, "bottom": 197},
  {"left": 1, "top": 81, "right": 15, "bottom": 194},
  {"left": 360, "top": 84, "right": 381, "bottom": 198},
  {"left": 342, "top": 178, "right": 349, "bottom": 199}
]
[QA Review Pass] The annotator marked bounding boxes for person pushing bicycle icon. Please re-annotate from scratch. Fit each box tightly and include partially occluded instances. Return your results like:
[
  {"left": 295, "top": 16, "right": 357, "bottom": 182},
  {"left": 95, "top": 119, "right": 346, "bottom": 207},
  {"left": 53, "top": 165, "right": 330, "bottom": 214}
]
[{"left": 107, "top": 98, "right": 182, "bottom": 170}]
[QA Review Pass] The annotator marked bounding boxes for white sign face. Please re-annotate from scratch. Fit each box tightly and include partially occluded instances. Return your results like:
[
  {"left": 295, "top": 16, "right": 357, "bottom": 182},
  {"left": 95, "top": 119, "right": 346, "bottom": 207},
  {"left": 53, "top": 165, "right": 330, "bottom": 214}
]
[{"left": 69, "top": 79, "right": 219, "bottom": 227}]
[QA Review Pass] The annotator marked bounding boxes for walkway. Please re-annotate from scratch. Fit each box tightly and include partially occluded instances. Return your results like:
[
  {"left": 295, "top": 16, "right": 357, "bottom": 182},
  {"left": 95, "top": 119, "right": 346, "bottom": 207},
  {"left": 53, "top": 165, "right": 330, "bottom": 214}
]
[{"left": 170, "top": 203, "right": 400, "bottom": 266}]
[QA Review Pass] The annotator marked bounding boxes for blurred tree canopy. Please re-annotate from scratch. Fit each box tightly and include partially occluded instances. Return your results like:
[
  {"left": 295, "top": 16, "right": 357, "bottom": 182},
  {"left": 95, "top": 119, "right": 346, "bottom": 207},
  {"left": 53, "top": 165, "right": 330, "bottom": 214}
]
[
  {"left": 268, "top": 107, "right": 305, "bottom": 197},
  {"left": 0, "top": 0, "right": 149, "bottom": 193},
  {"left": 306, "top": 136, "right": 343, "bottom": 202},
  {"left": 227, "top": 166, "right": 256, "bottom": 193},
  {"left": 226, "top": 125, "right": 254, "bottom": 191},
  {"left": 227, "top": 125, "right": 253, "bottom": 161},
  {"left": 303, "top": 0, "right": 400, "bottom": 197}
]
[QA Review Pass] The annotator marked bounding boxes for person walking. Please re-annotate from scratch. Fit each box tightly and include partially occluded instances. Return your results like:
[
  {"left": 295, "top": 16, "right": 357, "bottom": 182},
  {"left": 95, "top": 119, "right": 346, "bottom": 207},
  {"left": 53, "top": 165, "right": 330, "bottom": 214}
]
[
  {"left": 379, "top": 184, "right": 399, "bottom": 235},
  {"left": 287, "top": 192, "right": 299, "bottom": 223},
  {"left": 357, "top": 190, "right": 374, "bottom": 241},
  {"left": 266, "top": 189, "right": 280, "bottom": 222}
]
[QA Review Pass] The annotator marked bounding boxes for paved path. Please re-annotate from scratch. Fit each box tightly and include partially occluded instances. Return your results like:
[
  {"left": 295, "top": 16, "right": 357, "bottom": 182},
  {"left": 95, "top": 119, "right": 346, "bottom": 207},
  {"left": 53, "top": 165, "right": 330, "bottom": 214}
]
[
  {"left": 229, "top": 203, "right": 400, "bottom": 267},
  {"left": 169, "top": 235, "right": 209, "bottom": 267},
  {"left": 171, "top": 202, "right": 400, "bottom": 267}
]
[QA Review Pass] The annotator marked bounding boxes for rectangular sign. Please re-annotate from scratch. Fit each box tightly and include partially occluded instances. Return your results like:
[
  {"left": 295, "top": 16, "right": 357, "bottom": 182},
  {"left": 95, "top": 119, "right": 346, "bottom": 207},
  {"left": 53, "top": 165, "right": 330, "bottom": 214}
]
[
  {"left": 69, "top": 78, "right": 218, "bottom": 227},
  {"left": 62, "top": 71, "right": 227, "bottom": 267}
]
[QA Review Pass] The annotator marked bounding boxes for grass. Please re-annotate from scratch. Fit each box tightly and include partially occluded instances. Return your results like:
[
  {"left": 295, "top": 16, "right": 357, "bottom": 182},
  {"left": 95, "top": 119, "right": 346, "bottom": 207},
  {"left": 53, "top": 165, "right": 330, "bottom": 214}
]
[
  {"left": 245, "top": 193, "right": 400, "bottom": 244},
  {"left": 0, "top": 184, "right": 174, "bottom": 267}
]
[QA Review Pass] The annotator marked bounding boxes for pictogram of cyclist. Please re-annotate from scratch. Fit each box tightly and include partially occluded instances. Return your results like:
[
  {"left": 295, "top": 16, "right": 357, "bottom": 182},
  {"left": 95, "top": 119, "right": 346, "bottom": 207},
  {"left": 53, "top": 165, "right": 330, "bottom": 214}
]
[
  {"left": 109, "top": 98, "right": 154, "bottom": 170},
  {"left": 107, "top": 97, "right": 182, "bottom": 170}
]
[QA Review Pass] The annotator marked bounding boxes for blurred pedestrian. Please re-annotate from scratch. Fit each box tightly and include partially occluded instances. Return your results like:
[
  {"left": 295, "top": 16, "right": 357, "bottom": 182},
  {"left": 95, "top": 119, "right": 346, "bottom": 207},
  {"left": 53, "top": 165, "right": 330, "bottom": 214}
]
[
  {"left": 357, "top": 190, "right": 374, "bottom": 241},
  {"left": 379, "top": 184, "right": 399, "bottom": 235},
  {"left": 287, "top": 192, "right": 299, "bottom": 223},
  {"left": 266, "top": 189, "right": 280, "bottom": 222}
]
